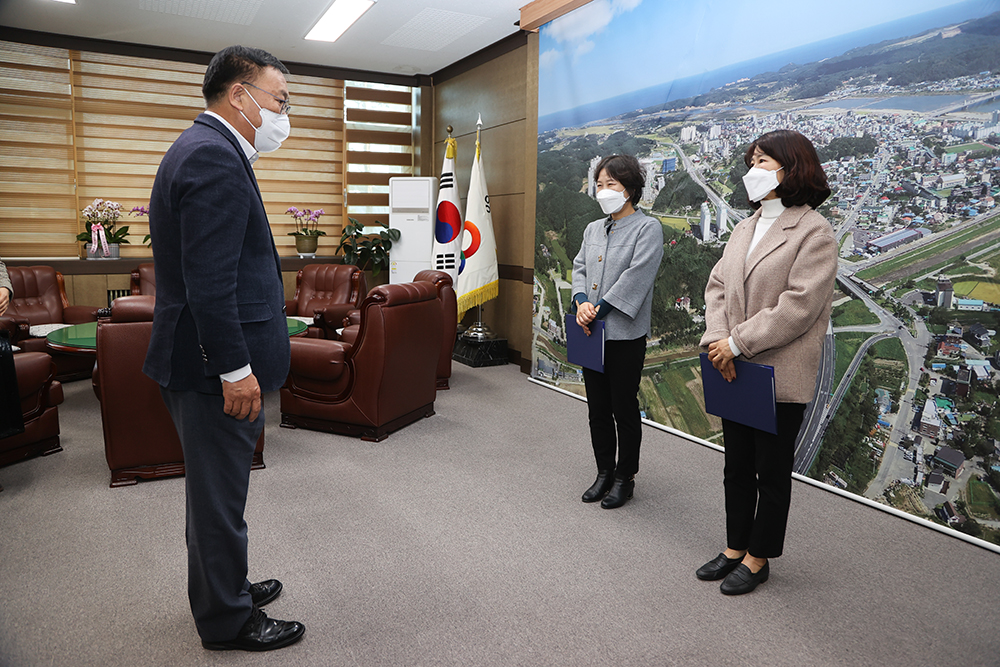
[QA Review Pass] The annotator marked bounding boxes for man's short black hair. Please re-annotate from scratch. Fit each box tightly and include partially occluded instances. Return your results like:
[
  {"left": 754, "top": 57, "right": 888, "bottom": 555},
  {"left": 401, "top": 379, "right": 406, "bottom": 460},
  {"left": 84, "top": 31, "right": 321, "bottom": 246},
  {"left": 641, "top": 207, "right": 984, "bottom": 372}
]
[
  {"left": 594, "top": 154, "right": 645, "bottom": 207},
  {"left": 202, "top": 45, "right": 289, "bottom": 106}
]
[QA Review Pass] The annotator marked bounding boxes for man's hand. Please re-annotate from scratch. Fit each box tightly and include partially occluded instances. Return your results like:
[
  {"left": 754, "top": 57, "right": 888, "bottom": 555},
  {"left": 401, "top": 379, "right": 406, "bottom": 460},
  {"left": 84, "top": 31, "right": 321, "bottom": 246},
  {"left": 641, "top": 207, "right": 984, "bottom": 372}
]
[
  {"left": 0, "top": 287, "right": 9, "bottom": 316},
  {"left": 223, "top": 373, "right": 261, "bottom": 421}
]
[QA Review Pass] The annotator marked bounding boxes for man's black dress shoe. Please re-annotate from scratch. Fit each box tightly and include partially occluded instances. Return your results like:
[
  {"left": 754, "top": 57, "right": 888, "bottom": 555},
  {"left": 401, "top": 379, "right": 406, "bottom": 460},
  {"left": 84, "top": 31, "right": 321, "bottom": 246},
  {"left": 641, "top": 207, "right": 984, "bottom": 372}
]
[
  {"left": 582, "top": 469, "right": 615, "bottom": 503},
  {"left": 202, "top": 606, "right": 305, "bottom": 652},
  {"left": 696, "top": 553, "right": 743, "bottom": 581},
  {"left": 720, "top": 561, "right": 769, "bottom": 595},
  {"left": 601, "top": 476, "right": 634, "bottom": 509},
  {"left": 249, "top": 579, "right": 282, "bottom": 607}
]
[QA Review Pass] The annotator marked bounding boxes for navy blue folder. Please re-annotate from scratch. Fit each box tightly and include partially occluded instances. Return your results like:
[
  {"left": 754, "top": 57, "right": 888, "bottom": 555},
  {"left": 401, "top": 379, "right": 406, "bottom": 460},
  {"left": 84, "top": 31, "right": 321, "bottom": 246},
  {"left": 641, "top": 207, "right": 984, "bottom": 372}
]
[
  {"left": 699, "top": 353, "right": 777, "bottom": 434},
  {"left": 565, "top": 313, "right": 604, "bottom": 372}
]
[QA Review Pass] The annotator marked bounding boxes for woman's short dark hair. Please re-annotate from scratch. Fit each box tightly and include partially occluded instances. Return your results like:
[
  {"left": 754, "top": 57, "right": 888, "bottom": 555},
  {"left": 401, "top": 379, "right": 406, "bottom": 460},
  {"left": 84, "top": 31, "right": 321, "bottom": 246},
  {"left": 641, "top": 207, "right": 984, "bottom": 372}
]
[
  {"left": 743, "top": 130, "right": 831, "bottom": 210},
  {"left": 202, "top": 45, "right": 289, "bottom": 106},
  {"left": 594, "top": 154, "right": 645, "bottom": 207}
]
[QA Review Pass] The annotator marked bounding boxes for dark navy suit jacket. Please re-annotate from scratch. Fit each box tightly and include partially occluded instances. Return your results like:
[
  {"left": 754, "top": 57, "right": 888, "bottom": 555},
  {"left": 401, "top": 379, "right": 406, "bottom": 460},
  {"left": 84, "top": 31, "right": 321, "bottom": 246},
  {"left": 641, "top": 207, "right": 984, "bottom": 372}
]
[{"left": 143, "top": 113, "right": 290, "bottom": 394}]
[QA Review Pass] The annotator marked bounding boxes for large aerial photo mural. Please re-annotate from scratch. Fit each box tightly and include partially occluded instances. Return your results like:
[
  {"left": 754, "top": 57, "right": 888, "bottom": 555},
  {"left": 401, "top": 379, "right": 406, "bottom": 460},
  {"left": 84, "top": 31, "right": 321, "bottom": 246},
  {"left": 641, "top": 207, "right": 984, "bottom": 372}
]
[{"left": 531, "top": 0, "right": 1000, "bottom": 548}]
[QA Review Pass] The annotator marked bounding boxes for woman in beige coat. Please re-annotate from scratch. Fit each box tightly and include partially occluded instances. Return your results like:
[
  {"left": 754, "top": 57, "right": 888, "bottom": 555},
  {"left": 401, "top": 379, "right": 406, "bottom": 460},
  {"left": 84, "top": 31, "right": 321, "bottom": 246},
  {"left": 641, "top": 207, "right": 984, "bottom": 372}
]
[{"left": 696, "top": 129, "right": 837, "bottom": 595}]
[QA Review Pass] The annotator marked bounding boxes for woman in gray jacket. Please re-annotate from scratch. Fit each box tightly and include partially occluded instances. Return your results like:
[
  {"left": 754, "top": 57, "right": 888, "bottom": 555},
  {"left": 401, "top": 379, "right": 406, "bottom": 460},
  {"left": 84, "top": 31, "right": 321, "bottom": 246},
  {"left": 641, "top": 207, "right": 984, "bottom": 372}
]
[
  {"left": 696, "top": 129, "right": 837, "bottom": 595},
  {"left": 572, "top": 154, "right": 663, "bottom": 509}
]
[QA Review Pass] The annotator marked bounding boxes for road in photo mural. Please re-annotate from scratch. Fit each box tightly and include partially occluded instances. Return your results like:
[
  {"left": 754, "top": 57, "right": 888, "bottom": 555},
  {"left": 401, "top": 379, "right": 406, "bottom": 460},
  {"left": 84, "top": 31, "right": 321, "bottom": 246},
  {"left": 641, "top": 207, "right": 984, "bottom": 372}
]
[{"left": 532, "top": 5, "right": 1000, "bottom": 546}]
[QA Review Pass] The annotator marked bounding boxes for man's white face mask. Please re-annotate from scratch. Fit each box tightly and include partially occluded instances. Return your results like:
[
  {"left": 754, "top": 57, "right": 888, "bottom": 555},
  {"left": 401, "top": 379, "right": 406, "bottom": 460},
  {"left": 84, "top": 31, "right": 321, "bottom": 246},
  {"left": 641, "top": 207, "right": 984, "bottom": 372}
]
[{"left": 240, "top": 88, "right": 290, "bottom": 153}]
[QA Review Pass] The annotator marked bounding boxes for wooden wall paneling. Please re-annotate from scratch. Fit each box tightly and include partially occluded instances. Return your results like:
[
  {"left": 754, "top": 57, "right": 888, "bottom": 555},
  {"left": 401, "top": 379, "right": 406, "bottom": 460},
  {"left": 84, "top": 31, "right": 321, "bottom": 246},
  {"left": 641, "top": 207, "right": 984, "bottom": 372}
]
[
  {"left": 432, "top": 48, "right": 528, "bottom": 144},
  {"left": 432, "top": 33, "right": 539, "bottom": 363},
  {"left": 72, "top": 273, "right": 110, "bottom": 308},
  {"left": 519, "top": 0, "right": 593, "bottom": 32}
]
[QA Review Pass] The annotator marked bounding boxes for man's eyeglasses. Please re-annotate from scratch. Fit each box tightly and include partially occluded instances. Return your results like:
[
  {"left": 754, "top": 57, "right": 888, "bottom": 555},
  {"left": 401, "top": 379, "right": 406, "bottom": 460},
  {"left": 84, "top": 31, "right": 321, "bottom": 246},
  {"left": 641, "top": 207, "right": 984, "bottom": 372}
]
[{"left": 241, "top": 81, "right": 291, "bottom": 115}]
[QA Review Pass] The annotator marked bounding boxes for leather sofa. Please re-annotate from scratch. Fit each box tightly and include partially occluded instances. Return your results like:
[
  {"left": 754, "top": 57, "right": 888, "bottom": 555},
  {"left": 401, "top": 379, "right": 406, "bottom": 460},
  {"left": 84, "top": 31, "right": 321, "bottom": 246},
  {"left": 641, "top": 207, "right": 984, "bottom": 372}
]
[
  {"left": 286, "top": 264, "right": 367, "bottom": 339},
  {"left": 92, "top": 295, "right": 264, "bottom": 487},
  {"left": 0, "top": 351, "right": 63, "bottom": 468},
  {"left": 341, "top": 269, "right": 456, "bottom": 389},
  {"left": 280, "top": 281, "right": 442, "bottom": 441},
  {"left": 129, "top": 262, "right": 156, "bottom": 295},
  {"left": 0, "top": 265, "right": 99, "bottom": 381}
]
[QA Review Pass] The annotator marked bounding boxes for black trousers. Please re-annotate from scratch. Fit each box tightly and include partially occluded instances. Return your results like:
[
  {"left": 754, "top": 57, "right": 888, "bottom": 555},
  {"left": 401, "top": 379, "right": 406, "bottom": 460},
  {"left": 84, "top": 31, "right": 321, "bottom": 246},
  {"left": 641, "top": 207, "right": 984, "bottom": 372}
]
[
  {"left": 581, "top": 336, "right": 646, "bottom": 477},
  {"left": 722, "top": 402, "right": 805, "bottom": 558},
  {"left": 160, "top": 387, "right": 264, "bottom": 642}
]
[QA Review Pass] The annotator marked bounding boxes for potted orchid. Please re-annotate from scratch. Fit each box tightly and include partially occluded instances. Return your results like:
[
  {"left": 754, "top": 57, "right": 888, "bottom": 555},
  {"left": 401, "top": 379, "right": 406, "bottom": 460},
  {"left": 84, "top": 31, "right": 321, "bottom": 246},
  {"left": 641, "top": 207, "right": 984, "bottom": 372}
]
[
  {"left": 129, "top": 204, "right": 152, "bottom": 247},
  {"left": 76, "top": 198, "right": 136, "bottom": 259},
  {"left": 287, "top": 206, "right": 326, "bottom": 257}
]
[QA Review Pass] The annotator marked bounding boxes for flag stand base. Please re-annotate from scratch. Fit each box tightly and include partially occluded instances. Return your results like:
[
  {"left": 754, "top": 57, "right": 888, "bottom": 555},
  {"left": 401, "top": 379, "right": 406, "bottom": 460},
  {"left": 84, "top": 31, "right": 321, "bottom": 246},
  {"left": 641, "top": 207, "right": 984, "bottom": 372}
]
[
  {"left": 452, "top": 335, "right": 508, "bottom": 368},
  {"left": 461, "top": 322, "right": 496, "bottom": 341}
]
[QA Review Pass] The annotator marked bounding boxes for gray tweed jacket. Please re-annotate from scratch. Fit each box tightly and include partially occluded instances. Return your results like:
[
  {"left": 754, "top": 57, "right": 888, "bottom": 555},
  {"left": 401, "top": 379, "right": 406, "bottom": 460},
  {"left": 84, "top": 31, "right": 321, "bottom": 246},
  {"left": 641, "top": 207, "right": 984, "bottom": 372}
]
[
  {"left": 572, "top": 210, "right": 664, "bottom": 341},
  {"left": 0, "top": 259, "right": 11, "bottom": 304}
]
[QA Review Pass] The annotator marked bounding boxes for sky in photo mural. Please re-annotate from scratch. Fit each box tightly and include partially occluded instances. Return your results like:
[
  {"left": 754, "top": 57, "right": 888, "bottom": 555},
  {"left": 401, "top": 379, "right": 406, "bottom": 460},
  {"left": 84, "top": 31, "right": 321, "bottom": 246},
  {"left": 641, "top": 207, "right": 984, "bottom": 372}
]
[{"left": 532, "top": 0, "right": 1000, "bottom": 548}]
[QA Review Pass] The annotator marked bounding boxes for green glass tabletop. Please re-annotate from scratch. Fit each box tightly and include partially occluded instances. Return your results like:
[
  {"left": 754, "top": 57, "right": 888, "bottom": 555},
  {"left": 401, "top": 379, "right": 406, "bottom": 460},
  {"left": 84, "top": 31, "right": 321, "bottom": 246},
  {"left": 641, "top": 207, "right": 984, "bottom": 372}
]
[
  {"left": 46, "top": 321, "right": 99, "bottom": 350},
  {"left": 47, "top": 317, "right": 308, "bottom": 352}
]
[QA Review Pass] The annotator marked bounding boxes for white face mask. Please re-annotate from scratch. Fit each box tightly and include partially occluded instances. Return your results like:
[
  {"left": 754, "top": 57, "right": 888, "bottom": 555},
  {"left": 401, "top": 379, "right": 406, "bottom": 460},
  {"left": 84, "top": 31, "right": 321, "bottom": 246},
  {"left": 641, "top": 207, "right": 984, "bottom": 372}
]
[
  {"left": 596, "top": 188, "right": 628, "bottom": 215},
  {"left": 240, "top": 89, "right": 290, "bottom": 153},
  {"left": 742, "top": 166, "right": 783, "bottom": 202}
]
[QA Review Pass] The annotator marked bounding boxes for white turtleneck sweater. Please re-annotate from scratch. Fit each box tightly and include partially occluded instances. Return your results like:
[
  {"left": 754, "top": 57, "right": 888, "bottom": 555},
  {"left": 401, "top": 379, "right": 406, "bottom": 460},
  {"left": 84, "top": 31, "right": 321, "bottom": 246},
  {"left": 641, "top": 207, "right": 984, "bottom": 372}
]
[{"left": 729, "top": 197, "right": 786, "bottom": 358}]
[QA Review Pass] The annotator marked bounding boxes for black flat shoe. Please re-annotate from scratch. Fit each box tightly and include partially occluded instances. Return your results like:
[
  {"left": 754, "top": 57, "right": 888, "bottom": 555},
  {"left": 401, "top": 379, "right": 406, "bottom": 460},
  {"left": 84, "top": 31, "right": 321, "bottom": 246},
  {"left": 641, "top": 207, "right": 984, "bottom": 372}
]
[
  {"left": 202, "top": 606, "right": 305, "bottom": 652},
  {"left": 720, "top": 562, "right": 769, "bottom": 595},
  {"left": 249, "top": 579, "right": 282, "bottom": 607},
  {"left": 696, "top": 553, "right": 743, "bottom": 581},
  {"left": 600, "top": 476, "right": 634, "bottom": 509},
  {"left": 582, "top": 469, "right": 615, "bottom": 503}
]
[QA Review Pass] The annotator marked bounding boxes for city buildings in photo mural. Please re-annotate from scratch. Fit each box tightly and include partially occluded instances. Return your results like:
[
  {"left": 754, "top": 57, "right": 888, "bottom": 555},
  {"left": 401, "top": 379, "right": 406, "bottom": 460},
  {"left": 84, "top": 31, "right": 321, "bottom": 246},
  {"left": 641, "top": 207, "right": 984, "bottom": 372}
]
[{"left": 532, "top": 0, "right": 1000, "bottom": 547}]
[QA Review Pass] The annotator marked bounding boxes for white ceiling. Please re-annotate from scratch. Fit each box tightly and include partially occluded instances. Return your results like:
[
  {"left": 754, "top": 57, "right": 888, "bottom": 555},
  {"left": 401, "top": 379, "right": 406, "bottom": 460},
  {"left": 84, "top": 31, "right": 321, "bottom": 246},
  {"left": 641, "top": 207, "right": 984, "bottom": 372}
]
[{"left": 0, "top": 0, "right": 528, "bottom": 77}]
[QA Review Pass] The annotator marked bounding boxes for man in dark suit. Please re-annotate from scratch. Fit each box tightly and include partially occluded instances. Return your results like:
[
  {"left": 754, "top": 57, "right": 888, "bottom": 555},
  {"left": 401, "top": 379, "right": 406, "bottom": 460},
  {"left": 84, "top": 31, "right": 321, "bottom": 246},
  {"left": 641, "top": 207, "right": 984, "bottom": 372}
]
[{"left": 144, "top": 45, "right": 304, "bottom": 652}]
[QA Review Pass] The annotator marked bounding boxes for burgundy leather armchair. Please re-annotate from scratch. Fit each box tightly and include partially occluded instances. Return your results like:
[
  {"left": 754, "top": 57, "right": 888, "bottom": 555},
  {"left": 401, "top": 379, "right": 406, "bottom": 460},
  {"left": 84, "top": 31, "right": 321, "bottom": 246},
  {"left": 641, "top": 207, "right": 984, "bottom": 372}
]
[
  {"left": 281, "top": 281, "right": 442, "bottom": 441},
  {"left": 0, "top": 351, "right": 63, "bottom": 467},
  {"left": 1, "top": 265, "right": 99, "bottom": 381},
  {"left": 129, "top": 263, "right": 156, "bottom": 295},
  {"left": 341, "top": 269, "right": 456, "bottom": 390},
  {"left": 413, "top": 269, "right": 456, "bottom": 390},
  {"left": 286, "top": 264, "right": 367, "bottom": 339},
  {"left": 92, "top": 296, "right": 264, "bottom": 487}
]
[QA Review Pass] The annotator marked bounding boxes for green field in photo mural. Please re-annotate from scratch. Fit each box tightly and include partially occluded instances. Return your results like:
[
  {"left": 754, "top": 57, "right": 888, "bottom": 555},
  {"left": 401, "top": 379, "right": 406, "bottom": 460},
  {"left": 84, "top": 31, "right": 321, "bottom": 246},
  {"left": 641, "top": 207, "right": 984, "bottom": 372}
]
[{"left": 532, "top": 0, "right": 1000, "bottom": 547}]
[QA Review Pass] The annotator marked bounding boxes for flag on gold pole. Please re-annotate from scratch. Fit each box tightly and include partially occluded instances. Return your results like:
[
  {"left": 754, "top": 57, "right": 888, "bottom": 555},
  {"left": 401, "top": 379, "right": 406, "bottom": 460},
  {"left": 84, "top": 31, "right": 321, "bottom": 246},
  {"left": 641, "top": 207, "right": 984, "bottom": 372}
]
[
  {"left": 456, "top": 116, "right": 498, "bottom": 318},
  {"left": 431, "top": 135, "right": 462, "bottom": 283}
]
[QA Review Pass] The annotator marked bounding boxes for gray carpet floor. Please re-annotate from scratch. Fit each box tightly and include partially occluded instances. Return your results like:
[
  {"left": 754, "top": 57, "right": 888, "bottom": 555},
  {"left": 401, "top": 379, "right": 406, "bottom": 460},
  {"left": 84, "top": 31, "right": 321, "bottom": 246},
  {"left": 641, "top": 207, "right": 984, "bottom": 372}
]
[{"left": 1, "top": 362, "right": 998, "bottom": 667}]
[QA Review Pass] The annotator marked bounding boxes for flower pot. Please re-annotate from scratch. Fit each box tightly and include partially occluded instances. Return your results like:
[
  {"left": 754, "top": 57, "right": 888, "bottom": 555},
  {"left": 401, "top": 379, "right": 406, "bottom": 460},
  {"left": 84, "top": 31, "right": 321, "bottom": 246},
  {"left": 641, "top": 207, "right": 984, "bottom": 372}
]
[
  {"left": 295, "top": 235, "right": 319, "bottom": 257},
  {"left": 86, "top": 242, "right": 120, "bottom": 260}
]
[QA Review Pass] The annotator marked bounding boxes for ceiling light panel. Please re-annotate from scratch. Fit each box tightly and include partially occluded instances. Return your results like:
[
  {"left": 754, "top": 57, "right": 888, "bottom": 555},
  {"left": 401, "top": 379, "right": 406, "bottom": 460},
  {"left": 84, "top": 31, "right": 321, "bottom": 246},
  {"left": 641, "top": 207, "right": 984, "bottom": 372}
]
[
  {"left": 305, "top": 0, "right": 375, "bottom": 42},
  {"left": 138, "top": 0, "right": 264, "bottom": 26},
  {"left": 380, "top": 8, "right": 490, "bottom": 52}
]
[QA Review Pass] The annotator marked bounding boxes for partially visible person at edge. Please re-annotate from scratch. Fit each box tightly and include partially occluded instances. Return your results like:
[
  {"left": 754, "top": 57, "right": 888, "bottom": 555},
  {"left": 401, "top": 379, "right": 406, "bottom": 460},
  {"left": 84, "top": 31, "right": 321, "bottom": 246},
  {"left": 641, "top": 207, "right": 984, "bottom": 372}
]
[
  {"left": 571, "top": 154, "right": 664, "bottom": 509},
  {"left": 0, "top": 259, "right": 11, "bottom": 315},
  {"left": 143, "top": 45, "right": 305, "bottom": 651},
  {"left": 696, "top": 129, "right": 837, "bottom": 595}
]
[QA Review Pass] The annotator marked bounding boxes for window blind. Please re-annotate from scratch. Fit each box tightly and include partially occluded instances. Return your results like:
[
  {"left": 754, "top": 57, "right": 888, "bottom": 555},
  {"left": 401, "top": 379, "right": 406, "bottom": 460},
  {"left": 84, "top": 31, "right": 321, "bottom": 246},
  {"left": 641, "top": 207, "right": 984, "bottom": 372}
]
[
  {"left": 344, "top": 82, "right": 414, "bottom": 231},
  {"left": 0, "top": 40, "right": 385, "bottom": 259},
  {"left": 0, "top": 41, "right": 76, "bottom": 258},
  {"left": 72, "top": 51, "right": 205, "bottom": 258},
  {"left": 254, "top": 72, "right": 344, "bottom": 255}
]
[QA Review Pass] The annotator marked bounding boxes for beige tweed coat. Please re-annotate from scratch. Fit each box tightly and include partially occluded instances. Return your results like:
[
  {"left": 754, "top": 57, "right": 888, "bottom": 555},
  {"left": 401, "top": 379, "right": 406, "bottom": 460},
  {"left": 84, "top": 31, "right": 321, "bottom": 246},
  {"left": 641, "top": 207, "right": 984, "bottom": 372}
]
[{"left": 700, "top": 205, "right": 838, "bottom": 403}]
